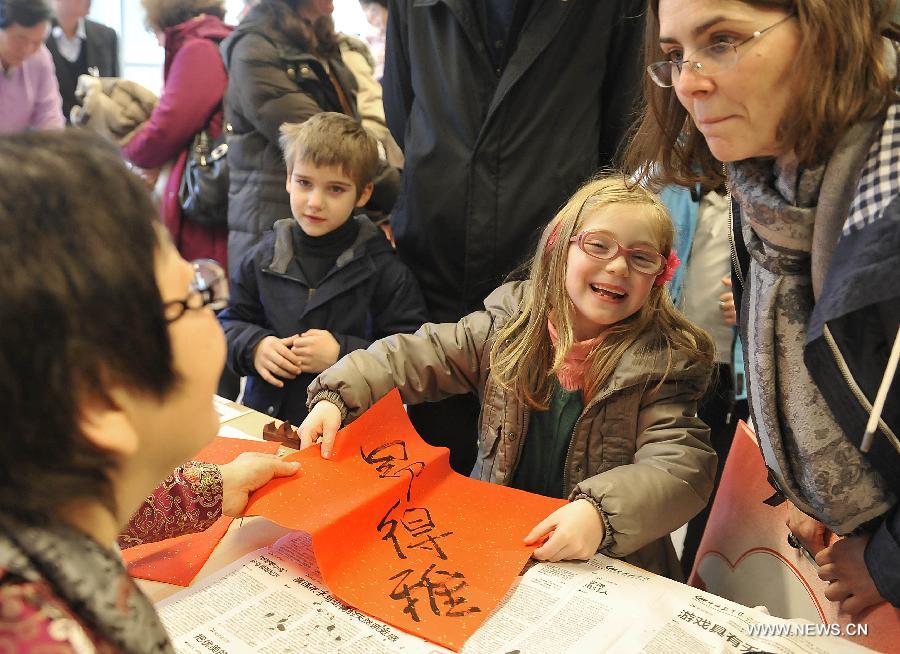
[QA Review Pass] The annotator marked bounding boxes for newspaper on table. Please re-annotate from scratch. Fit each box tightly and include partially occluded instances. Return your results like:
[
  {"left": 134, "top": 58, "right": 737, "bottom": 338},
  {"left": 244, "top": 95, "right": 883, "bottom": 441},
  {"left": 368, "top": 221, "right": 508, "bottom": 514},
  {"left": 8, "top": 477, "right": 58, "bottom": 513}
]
[
  {"left": 462, "top": 557, "right": 875, "bottom": 654},
  {"left": 158, "top": 532, "right": 875, "bottom": 654},
  {"left": 158, "top": 531, "right": 452, "bottom": 654}
]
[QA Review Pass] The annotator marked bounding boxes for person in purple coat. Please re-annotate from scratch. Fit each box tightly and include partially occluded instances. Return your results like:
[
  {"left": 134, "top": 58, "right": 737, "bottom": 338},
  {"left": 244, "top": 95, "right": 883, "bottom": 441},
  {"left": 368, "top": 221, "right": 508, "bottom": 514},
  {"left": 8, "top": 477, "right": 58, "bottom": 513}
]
[{"left": 122, "top": 0, "right": 232, "bottom": 269}]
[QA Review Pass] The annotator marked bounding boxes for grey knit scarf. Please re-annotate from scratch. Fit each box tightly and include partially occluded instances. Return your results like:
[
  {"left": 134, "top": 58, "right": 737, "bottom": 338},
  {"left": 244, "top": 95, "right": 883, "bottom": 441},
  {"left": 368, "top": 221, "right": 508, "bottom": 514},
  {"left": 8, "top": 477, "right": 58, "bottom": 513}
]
[{"left": 729, "top": 126, "right": 895, "bottom": 534}]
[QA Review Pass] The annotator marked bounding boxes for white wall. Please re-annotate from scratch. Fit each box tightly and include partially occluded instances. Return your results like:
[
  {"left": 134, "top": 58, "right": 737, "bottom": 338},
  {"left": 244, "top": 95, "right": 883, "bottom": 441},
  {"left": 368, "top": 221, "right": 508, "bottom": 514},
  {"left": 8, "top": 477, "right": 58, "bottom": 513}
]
[{"left": 88, "top": 0, "right": 370, "bottom": 96}]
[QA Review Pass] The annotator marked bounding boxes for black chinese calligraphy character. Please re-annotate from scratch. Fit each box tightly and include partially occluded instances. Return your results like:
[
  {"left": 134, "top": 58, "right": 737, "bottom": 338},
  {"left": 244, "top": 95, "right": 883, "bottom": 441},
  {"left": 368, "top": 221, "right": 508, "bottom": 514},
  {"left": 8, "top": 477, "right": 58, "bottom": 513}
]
[
  {"left": 361, "top": 440, "right": 425, "bottom": 500},
  {"left": 388, "top": 564, "right": 481, "bottom": 622}
]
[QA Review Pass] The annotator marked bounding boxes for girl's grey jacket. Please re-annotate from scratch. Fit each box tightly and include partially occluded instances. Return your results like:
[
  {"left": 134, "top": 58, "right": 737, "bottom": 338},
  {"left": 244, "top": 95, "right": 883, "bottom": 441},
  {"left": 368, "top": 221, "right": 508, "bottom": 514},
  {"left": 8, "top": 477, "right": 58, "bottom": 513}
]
[{"left": 309, "top": 281, "right": 716, "bottom": 579}]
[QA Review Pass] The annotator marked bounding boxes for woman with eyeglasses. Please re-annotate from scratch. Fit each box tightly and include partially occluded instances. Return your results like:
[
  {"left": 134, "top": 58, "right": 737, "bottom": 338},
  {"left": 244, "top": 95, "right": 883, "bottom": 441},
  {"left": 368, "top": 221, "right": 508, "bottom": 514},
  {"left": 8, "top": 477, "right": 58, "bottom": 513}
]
[
  {"left": 0, "top": 130, "right": 298, "bottom": 651},
  {"left": 625, "top": 0, "right": 900, "bottom": 616}
]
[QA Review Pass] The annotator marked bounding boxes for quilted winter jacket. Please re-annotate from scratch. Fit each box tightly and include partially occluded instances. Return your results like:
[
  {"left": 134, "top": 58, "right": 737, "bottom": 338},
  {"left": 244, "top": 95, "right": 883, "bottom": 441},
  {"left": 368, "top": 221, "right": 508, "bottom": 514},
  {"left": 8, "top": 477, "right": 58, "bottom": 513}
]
[
  {"left": 309, "top": 281, "right": 716, "bottom": 579},
  {"left": 220, "top": 6, "right": 359, "bottom": 277}
]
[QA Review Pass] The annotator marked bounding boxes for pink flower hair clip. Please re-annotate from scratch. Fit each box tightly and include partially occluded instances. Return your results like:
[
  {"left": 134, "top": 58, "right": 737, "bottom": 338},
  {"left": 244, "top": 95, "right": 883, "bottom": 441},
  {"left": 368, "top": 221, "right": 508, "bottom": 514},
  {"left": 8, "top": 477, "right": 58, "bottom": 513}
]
[{"left": 654, "top": 250, "right": 681, "bottom": 286}]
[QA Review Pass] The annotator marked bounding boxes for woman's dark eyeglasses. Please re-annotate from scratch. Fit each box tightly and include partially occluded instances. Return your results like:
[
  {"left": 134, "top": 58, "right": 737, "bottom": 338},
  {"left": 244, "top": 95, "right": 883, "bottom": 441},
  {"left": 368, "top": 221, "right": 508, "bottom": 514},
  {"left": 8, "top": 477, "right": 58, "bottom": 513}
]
[
  {"left": 569, "top": 231, "right": 666, "bottom": 276},
  {"left": 163, "top": 259, "right": 229, "bottom": 323}
]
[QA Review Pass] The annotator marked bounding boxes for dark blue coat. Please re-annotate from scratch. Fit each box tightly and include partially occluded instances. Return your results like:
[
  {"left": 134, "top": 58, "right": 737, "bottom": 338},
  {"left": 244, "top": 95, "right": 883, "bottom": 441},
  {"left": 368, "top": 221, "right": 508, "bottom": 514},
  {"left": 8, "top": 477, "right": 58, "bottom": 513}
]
[{"left": 219, "top": 216, "right": 427, "bottom": 423}]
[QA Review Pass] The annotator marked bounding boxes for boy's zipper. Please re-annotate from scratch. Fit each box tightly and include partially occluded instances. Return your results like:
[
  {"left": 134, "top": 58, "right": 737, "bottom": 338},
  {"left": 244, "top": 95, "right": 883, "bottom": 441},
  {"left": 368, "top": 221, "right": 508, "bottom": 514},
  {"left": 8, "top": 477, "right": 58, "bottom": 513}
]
[{"left": 824, "top": 324, "right": 900, "bottom": 453}]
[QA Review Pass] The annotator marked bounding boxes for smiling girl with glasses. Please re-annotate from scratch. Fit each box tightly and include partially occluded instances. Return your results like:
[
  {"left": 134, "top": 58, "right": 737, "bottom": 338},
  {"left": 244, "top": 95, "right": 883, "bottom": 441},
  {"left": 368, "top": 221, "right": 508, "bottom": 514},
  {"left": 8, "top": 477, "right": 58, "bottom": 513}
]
[{"left": 297, "top": 175, "right": 717, "bottom": 581}]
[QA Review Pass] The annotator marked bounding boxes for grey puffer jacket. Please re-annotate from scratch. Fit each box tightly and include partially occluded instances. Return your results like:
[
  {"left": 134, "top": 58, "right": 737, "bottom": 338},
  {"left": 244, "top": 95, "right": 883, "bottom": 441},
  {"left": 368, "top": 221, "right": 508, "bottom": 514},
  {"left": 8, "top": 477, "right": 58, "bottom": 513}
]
[
  {"left": 309, "top": 282, "right": 716, "bottom": 579},
  {"left": 220, "top": 6, "right": 358, "bottom": 277}
]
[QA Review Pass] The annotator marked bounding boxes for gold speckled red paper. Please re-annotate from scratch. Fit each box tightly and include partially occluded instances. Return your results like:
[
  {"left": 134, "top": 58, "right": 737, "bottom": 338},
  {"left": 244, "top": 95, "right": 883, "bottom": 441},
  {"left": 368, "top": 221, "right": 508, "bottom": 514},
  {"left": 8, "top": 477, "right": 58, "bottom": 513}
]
[
  {"left": 244, "top": 389, "right": 566, "bottom": 651},
  {"left": 123, "top": 437, "right": 280, "bottom": 586}
]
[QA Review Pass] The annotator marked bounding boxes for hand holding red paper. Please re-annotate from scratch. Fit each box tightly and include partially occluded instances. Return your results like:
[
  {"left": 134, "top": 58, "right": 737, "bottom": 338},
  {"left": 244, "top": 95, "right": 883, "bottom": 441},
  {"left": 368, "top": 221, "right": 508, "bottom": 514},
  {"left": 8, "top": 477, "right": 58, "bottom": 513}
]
[
  {"left": 298, "top": 399, "right": 342, "bottom": 457},
  {"left": 219, "top": 452, "right": 301, "bottom": 516},
  {"left": 524, "top": 498, "right": 606, "bottom": 562}
]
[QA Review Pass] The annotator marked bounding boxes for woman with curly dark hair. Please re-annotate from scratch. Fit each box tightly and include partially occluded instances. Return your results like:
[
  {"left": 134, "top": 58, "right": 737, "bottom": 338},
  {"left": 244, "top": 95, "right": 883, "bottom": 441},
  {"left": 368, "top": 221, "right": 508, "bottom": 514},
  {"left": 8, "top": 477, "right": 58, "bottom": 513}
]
[
  {"left": 122, "top": 0, "right": 232, "bottom": 269},
  {"left": 221, "top": 0, "right": 360, "bottom": 275}
]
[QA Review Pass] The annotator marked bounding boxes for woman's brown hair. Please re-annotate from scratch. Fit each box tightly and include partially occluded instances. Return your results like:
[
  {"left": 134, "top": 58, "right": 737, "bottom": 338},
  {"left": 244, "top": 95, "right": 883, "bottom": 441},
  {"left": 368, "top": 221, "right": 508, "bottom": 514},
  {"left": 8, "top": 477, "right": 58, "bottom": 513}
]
[
  {"left": 624, "top": 0, "right": 899, "bottom": 191},
  {"left": 257, "top": 0, "right": 339, "bottom": 58},
  {"left": 141, "top": 0, "right": 226, "bottom": 32},
  {"left": 490, "top": 175, "right": 714, "bottom": 409}
]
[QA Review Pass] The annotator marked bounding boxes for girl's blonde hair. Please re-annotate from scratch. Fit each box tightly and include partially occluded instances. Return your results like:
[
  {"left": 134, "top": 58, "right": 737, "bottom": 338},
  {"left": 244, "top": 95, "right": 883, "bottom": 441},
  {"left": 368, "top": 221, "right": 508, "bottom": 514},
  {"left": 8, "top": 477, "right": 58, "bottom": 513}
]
[{"left": 490, "top": 174, "right": 714, "bottom": 409}]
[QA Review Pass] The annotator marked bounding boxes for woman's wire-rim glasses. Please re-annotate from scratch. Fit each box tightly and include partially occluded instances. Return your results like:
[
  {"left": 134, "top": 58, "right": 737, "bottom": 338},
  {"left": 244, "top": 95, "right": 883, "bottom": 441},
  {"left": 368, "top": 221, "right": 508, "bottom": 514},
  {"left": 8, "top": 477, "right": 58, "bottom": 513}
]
[
  {"left": 647, "top": 13, "right": 795, "bottom": 88},
  {"left": 569, "top": 231, "right": 666, "bottom": 276},
  {"left": 164, "top": 259, "right": 230, "bottom": 323}
]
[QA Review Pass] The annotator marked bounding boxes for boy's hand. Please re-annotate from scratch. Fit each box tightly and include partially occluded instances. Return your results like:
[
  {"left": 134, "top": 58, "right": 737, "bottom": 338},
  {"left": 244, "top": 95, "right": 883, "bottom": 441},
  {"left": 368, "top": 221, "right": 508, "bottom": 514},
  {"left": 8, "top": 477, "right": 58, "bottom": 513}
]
[
  {"left": 291, "top": 329, "right": 340, "bottom": 374},
  {"left": 253, "top": 335, "right": 302, "bottom": 388},
  {"left": 524, "top": 498, "right": 605, "bottom": 562},
  {"left": 298, "top": 401, "right": 343, "bottom": 458},
  {"left": 218, "top": 452, "right": 300, "bottom": 516}
]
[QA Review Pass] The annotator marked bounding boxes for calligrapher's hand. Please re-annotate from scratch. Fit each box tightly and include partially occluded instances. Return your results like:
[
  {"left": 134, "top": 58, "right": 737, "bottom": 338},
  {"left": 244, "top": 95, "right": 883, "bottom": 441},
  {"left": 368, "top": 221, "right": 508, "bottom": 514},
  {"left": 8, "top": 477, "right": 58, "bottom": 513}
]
[
  {"left": 816, "top": 534, "right": 886, "bottom": 616},
  {"left": 219, "top": 452, "right": 300, "bottom": 517},
  {"left": 298, "top": 400, "right": 342, "bottom": 458},
  {"left": 719, "top": 277, "right": 737, "bottom": 327},
  {"left": 291, "top": 329, "right": 340, "bottom": 374},
  {"left": 524, "top": 498, "right": 605, "bottom": 562},
  {"left": 786, "top": 502, "right": 830, "bottom": 556},
  {"left": 253, "top": 335, "right": 302, "bottom": 388}
]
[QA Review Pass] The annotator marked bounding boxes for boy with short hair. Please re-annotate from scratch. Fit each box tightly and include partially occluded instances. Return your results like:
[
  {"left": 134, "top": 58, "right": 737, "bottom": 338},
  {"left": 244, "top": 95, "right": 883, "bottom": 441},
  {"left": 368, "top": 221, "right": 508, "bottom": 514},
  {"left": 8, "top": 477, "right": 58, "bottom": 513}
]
[{"left": 219, "top": 112, "right": 427, "bottom": 424}]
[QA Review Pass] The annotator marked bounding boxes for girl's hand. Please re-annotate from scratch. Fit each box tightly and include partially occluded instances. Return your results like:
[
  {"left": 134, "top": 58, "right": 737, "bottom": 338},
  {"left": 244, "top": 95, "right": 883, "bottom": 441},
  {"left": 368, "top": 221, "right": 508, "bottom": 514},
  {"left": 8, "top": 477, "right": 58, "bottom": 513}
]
[
  {"left": 524, "top": 498, "right": 605, "bottom": 562},
  {"left": 219, "top": 452, "right": 300, "bottom": 517},
  {"left": 298, "top": 400, "right": 343, "bottom": 458}
]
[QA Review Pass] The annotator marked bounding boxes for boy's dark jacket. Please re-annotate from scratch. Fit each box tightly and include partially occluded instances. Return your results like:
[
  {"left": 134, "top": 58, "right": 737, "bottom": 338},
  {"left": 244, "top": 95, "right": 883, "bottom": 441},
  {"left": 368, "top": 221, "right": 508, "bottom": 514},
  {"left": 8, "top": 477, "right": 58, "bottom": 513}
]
[{"left": 219, "top": 215, "right": 427, "bottom": 423}]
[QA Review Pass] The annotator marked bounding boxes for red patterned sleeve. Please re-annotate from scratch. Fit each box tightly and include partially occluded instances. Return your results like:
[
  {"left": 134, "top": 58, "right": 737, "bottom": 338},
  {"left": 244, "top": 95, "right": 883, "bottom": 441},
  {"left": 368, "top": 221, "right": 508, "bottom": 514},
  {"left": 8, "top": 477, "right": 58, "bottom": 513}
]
[{"left": 118, "top": 462, "right": 223, "bottom": 549}]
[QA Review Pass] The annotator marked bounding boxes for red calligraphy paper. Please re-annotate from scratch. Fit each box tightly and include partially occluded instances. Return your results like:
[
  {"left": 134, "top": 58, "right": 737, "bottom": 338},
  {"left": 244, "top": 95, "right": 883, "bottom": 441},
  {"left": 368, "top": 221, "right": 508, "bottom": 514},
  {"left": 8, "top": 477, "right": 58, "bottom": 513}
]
[
  {"left": 123, "top": 437, "right": 280, "bottom": 586},
  {"left": 245, "top": 389, "right": 566, "bottom": 651}
]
